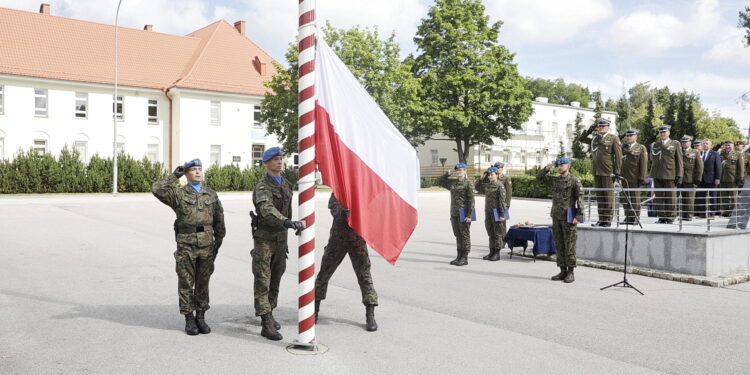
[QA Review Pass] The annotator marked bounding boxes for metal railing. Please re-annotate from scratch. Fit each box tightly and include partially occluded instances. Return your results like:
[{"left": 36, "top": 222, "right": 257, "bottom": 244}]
[{"left": 582, "top": 185, "right": 750, "bottom": 232}]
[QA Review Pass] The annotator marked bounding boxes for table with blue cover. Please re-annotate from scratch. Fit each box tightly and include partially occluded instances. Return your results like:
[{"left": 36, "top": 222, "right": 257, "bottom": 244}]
[{"left": 504, "top": 226, "right": 557, "bottom": 261}]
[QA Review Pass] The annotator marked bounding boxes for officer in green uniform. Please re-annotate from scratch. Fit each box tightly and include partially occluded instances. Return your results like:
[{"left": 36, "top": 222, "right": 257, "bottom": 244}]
[
  {"left": 314, "top": 193, "right": 378, "bottom": 332},
  {"left": 250, "top": 147, "right": 304, "bottom": 341},
  {"left": 537, "top": 158, "right": 584, "bottom": 283},
  {"left": 475, "top": 166, "right": 506, "bottom": 261},
  {"left": 152, "top": 158, "right": 226, "bottom": 336},
  {"left": 679, "top": 136, "right": 704, "bottom": 221},
  {"left": 719, "top": 141, "right": 746, "bottom": 216},
  {"left": 649, "top": 125, "right": 683, "bottom": 224},
  {"left": 577, "top": 119, "right": 622, "bottom": 226},
  {"left": 619, "top": 129, "right": 649, "bottom": 224},
  {"left": 437, "top": 162, "right": 475, "bottom": 266},
  {"left": 737, "top": 141, "right": 749, "bottom": 187}
]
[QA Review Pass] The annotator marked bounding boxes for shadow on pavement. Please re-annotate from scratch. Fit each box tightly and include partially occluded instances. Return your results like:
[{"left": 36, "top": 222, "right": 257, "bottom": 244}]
[{"left": 435, "top": 267, "right": 551, "bottom": 281}]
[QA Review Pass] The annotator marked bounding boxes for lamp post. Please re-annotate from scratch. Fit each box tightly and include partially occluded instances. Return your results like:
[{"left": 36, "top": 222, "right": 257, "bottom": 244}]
[{"left": 112, "top": 0, "right": 123, "bottom": 194}]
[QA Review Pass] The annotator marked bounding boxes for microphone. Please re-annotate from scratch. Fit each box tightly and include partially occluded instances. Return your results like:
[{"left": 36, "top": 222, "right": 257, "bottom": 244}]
[{"left": 610, "top": 173, "right": 625, "bottom": 180}]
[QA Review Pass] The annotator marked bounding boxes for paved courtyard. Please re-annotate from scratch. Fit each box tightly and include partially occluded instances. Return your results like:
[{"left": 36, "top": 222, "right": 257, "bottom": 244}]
[{"left": 1, "top": 191, "right": 749, "bottom": 374}]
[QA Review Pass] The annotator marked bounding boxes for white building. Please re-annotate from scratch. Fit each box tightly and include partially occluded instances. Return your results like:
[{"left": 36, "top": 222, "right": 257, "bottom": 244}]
[
  {"left": 0, "top": 4, "right": 286, "bottom": 169},
  {"left": 417, "top": 97, "right": 618, "bottom": 175}
]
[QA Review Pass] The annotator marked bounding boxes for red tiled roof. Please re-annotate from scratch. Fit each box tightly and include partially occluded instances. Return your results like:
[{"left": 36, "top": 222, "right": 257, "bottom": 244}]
[{"left": 0, "top": 6, "right": 278, "bottom": 96}]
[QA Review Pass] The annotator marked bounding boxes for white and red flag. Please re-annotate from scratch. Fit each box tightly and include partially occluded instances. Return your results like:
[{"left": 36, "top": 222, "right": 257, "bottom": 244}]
[{"left": 315, "top": 37, "right": 419, "bottom": 264}]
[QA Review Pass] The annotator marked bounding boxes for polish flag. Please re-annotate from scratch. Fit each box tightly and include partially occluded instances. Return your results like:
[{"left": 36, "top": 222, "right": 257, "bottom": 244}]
[{"left": 315, "top": 37, "right": 419, "bottom": 264}]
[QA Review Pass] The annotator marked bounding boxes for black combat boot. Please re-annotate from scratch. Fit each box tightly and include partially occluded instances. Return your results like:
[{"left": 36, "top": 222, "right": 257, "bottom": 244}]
[
  {"left": 260, "top": 313, "right": 283, "bottom": 341},
  {"left": 564, "top": 267, "right": 575, "bottom": 283},
  {"left": 455, "top": 251, "right": 468, "bottom": 266},
  {"left": 450, "top": 249, "right": 461, "bottom": 265},
  {"left": 195, "top": 310, "right": 211, "bottom": 334},
  {"left": 314, "top": 300, "right": 321, "bottom": 323},
  {"left": 488, "top": 248, "right": 501, "bottom": 261},
  {"left": 365, "top": 304, "right": 378, "bottom": 332},
  {"left": 482, "top": 248, "right": 493, "bottom": 260},
  {"left": 268, "top": 311, "right": 281, "bottom": 330},
  {"left": 184, "top": 313, "right": 199, "bottom": 336},
  {"left": 551, "top": 267, "right": 567, "bottom": 281}
]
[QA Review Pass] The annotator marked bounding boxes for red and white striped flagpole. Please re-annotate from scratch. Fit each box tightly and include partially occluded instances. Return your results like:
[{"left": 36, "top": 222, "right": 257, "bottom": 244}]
[{"left": 296, "top": 0, "right": 317, "bottom": 347}]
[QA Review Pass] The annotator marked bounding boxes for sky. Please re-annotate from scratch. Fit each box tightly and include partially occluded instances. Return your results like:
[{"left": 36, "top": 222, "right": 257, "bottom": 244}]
[{"left": 2, "top": 0, "right": 750, "bottom": 137}]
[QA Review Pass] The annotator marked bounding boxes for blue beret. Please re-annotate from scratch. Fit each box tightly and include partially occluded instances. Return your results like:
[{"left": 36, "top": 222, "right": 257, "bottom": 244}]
[
  {"left": 185, "top": 158, "right": 202, "bottom": 168},
  {"left": 454, "top": 162, "right": 467, "bottom": 170},
  {"left": 262, "top": 147, "right": 282, "bottom": 162},
  {"left": 596, "top": 119, "right": 611, "bottom": 127},
  {"left": 486, "top": 167, "right": 498, "bottom": 174},
  {"left": 555, "top": 157, "right": 571, "bottom": 166},
  {"left": 493, "top": 162, "right": 504, "bottom": 169}
]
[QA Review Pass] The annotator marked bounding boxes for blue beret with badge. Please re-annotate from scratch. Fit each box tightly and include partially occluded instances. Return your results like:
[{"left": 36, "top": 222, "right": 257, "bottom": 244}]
[
  {"left": 262, "top": 147, "right": 282, "bottom": 162},
  {"left": 555, "top": 157, "right": 572, "bottom": 166},
  {"left": 486, "top": 166, "right": 498, "bottom": 174},
  {"left": 454, "top": 162, "right": 467, "bottom": 170},
  {"left": 184, "top": 158, "right": 202, "bottom": 168},
  {"left": 493, "top": 162, "right": 504, "bottom": 169}
]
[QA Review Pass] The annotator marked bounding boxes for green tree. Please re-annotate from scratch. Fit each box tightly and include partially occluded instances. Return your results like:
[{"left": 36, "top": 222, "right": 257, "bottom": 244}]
[
  {"left": 524, "top": 77, "right": 590, "bottom": 106},
  {"left": 591, "top": 91, "right": 603, "bottom": 124},
  {"left": 740, "top": 6, "right": 750, "bottom": 46},
  {"left": 696, "top": 109, "right": 743, "bottom": 145},
  {"left": 571, "top": 112, "right": 587, "bottom": 158},
  {"left": 411, "top": 0, "right": 533, "bottom": 163}
]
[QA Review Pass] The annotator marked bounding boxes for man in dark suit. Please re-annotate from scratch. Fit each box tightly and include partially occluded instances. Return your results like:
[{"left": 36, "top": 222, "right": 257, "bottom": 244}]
[{"left": 696, "top": 139, "right": 722, "bottom": 218}]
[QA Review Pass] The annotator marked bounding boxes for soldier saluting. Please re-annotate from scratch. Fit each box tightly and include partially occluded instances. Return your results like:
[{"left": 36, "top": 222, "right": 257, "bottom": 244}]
[
  {"left": 577, "top": 118, "right": 622, "bottom": 227},
  {"left": 620, "top": 129, "right": 648, "bottom": 224},
  {"left": 437, "top": 163, "right": 475, "bottom": 266},
  {"left": 649, "top": 125, "right": 683, "bottom": 224},
  {"left": 475, "top": 166, "right": 506, "bottom": 261},
  {"left": 152, "top": 159, "right": 226, "bottom": 336}
]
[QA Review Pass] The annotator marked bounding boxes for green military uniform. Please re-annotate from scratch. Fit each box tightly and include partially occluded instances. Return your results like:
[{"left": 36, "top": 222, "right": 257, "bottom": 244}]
[
  {"left": 252, "top": 174, "right": 293, "bottom": 317},
  {"left": 315, "top": 194, "right": 378, "bottom": 306},
  {"left": 152, "top": 174, "right": 225, "bottom": 316},
  {"left": 650, "top": 135, "right": 684, "bottom": 222},
  {"left": 536, "top": 164, "right": 584, "bottom": 277},
  {"left": 577, "top": 122, "right": 622, "bottom": 225},
  {"left": 437, "top": 170, "right": 475, "bottom": 265},
  {"left": 719, "top": 147, "right": 746, "bottom": 216},
  {"left": 620, "top": 140, "right": 648, "bottom": 223},
  {"left": 679, "top": 143, "right": 704, "bottom": 220},
  {"left": 475, "top": 176, "right": 506, "bottom": 261}
]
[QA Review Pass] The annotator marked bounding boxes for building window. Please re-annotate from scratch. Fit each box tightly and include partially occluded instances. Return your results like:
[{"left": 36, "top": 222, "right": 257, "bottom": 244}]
[
  {"left": 210, "top": 145, "right": 221, "bottom": 165},
  {"left": 34, "top": 89, "right": 47, "bottom": 117},
  {"left": 113, "top": 96, "right": 123, "bottom": 121},
  {"left": 484, "top": 153, "right": 491, "bottom": 163},
  {"left": 0, "top": 85, "right": 4, "bottom": 115},
  {"left": 210, "top": 101, "right": 221, "bottom": 126},
  {"left": 116, "top": 142, "right": 125, "bottom": 154},
  {"left": 74, "top": 140, "right": 87, "bottom": 162},
  {"left": 503, "top": 149, "right": 510, "bottom": 163},
  {"left": 430, "top": 149, "right": 438, "bottom": 165},
  {"left": 552, "top": 109, "right": 557, "bottom": 116},
  {"left": 147, "top": 144, "right": 159, "bottom": 162},
  {"left": 536, "top": 151, "right": 542, "bottom": 165},
  {"left": 252, "top": 144, "right": 265, "bottom": 167},
  {"left": 254, "top": 105, "right": 263, "bottom": 128},
  {"left": 552, "top": 122, "right": 558, "bottom": 135},
  {"left": 293, "top": 154, "right": 299, "bottom": 168},
  {"left": 148, "top": 100, "right": 158, "bottom": 124},
  {"left": 33, "top": 139, "right": 47, "bottom": 155},
  {"left": 520, "top": 151, "right": 527, "bottom": 164},
  {"left": 75, "top": 92, "right": 87, "bottom": 119}
]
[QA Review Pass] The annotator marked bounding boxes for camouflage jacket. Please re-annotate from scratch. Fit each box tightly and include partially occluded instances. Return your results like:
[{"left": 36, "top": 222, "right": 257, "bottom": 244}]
[
  {"left": 328, "top": 194, "right": 366, "bottom": 247},
  {"left": 577, "top": 132, "right": 622, "bottom": 176},
  {"left": 252, "top": 174, "right": 293, "bottom": 241},
  {"left": 720, "top": 150, "right": 746, "bottom": 183},
  {"left": 681, "top": 148, "right": 704, "bottom": 185},
  {"left": 152, "top": 174, "right": 225, "bottom": 247},
  {"left": 475, "top": 179, "right": 506, "bottom": 216},
  {"left": 437, "top": 172, "right": 475, "bottom": 217},
  {"left": 536, "top": 168, "right": 585, "bottom": 222},
  {"left": 650, "top": 139, "right": 684, "bottom": 180},
  {"left": 621, "top": 142, "right": 648, "bottom": 183},
  {"left": 498, "top": 174, "right": 512, "bottom": 207}
]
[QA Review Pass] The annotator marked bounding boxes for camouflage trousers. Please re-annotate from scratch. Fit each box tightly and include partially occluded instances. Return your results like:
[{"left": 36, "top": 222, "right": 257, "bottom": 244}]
[
  {"left": 552, "top": 218, "right": 577, "bottom": 268},
  {"left": 484, "top": 212, "right": 506, "bottom": 250},
  {"left": 252, "top": 238, "right": 288, "bottom": 316},
  {"left": 174, "top": 243, "right": 215, "bottom": 315},
  {"left": 450, "top": 216, "right": 471, "bottom": 253},
  {"left": 595, "top": 175, "right": 615, "bottom": 222},
  {"left": 315, "top": 243, "right": 378, "bottom": 306}
]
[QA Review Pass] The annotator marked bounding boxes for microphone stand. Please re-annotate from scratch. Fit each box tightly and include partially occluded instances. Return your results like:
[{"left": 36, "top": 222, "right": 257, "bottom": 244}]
[{"left": 601, "top": 176, "right": 644, "bottom": 295}]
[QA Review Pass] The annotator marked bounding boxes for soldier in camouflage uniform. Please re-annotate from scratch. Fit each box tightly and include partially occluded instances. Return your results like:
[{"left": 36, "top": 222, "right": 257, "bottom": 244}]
[
  {"left": 679, "top": 136, "right": 704, "bottom": 221},
  {"left": 475, "top": 167, "right": 506, "bottom": 261},
  {"left": 719, "top": 141, "right": 746, "bottom": 217},
  {"left": 437, "top": 163, "right": 475, "bottom": 266},
  {"left": 537, "top": 158, "right": 584, "bottom": 283},
  {"left": 314, "top": 193, "right": 378, "bottom": 332},
  {"left": 494, "top": 162, "right": 512, "bottom": 241},
  {"left": 250, "top": 147, "right": 305, "bottom": 341},
  {"left": 649, "top": 125, "right": 683, "bottom": 224},
  {"left": 152, "top": 158, "right": 225, "bottom": 335},
  {"left": 577, "top": 118, "right": 622, "bottom": 227},
  {"left": 619, "top": 129, "right": 648, "bottom": 224}
]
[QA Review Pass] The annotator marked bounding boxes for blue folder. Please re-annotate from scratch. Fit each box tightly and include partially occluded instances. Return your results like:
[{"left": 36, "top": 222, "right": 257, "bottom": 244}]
[
  {"left": 459, "top": 208, "right": 477, "bottom": 222},
  {"left": 492, "top": 208, "right": 510, "bottom": 222},
  {"left": 567, "top": 207, "right": 583, "bottom": 223}
]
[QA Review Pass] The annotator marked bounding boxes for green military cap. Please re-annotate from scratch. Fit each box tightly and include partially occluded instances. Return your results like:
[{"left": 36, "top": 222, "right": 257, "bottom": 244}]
[
  {"left": 724, "top": 140, "right": 734, "bottom": 145},
  {"left": 679, "top": 135, "right": 692, "bottom": 142}
]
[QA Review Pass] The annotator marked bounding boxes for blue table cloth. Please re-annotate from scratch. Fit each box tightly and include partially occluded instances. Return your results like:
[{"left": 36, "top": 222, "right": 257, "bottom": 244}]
[{"left": 505, "top": 226, "right": 557, "bottom": 257}]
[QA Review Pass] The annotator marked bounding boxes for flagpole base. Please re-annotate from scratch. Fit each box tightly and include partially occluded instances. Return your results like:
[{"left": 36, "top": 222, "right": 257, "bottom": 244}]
[{"left": 286, "top": 340, "right": 328, "bottom": 355}]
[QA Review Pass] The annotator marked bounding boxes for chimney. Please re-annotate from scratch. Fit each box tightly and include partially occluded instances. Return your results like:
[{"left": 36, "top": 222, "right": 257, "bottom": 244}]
[
  {"left": 253, "top": 56, "right": 267, "bottom": 75},
  {"left": 234, "top": 21, "right": 245, "bottom": 36},
  {"left": 39, "top": 3, "right": 50, "bottom": 14},
  {"left": 144, "top": 24, "right": 153, "bottom": 31}
]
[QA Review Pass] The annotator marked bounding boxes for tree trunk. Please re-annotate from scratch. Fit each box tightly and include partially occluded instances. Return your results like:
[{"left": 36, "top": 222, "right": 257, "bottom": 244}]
[{"left": 455, "top": 140, "right": 465, "bottom": 164}]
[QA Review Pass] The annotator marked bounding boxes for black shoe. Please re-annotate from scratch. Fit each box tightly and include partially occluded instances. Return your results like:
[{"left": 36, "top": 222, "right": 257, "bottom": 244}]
[
  {"left": 455, "top": 251, "right": 468, "bottom": 266},
  {"left": 365, "top": 304, "right": 378, "bottom": 332},
  {"left": 488, "top": 249, "right": 501, "bottom": 261},
  {"left": 184, "top": 313, "right": 199, "bottom": 336},
  {"left": 482, "top": 250, "right": 493, "bottom": 260},
  {"left": 314, "top": 300, "right": 321, "bottom": 323},
  {"left": 269, "top": 312, "right": 281, "bottom": 330},
  {"left": 450, "top": 249, "right": 461, "bottom": 265},
  {"left": 682, "top": 217, "right": 692, "bottom": 221},
  {"left": 551, "top": 267, "right": 567, "bottom": 281},
  {"left": 563, "top": 267, "right": 575, "bottom": 283},
  {"left": 261, "top": 313, "right": 283, "bottom": 341},
  {"left": 600, "top": 222, "right": 611, "bottom": 227},
  {"left": 195, "top": 310, "right": 211, "bottom": 334},
  {"left": 665, "top": 219, "right": 674, "bottom": 224}
]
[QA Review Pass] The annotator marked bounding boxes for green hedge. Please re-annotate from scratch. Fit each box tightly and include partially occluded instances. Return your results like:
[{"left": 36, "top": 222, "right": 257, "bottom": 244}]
[{"left": 202, "top": 164, "right": 299, "bottom": 191}]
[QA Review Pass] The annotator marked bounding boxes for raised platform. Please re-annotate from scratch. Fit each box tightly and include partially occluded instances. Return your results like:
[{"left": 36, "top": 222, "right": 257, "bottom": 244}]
[{"left": 577, "top": 218, "right": 750, "bottom": 277}]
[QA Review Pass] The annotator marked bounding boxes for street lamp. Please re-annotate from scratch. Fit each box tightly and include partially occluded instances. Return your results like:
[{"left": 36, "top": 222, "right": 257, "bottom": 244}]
[{"left": 112, "top": 0, "right": 123, "bottom": 194}]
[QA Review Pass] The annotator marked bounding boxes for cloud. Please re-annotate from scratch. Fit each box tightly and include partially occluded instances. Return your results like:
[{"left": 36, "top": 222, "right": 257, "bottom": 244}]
[
  {"left": 604, "top": 0, "right": 721, "bottom": 55},
  {"left": 484, "top": 0, "right": 614, "bottom": 44},
  {"left": 704, "top": 28, "right": 750, "bottom": 65}
]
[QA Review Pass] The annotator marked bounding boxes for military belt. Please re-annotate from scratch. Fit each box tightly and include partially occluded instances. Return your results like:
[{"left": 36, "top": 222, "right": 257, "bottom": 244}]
[{"left": 176, "top": 225, "right": 212, "bottom": 234}]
